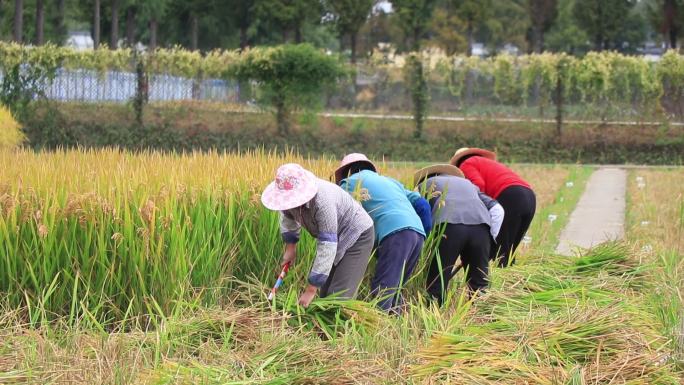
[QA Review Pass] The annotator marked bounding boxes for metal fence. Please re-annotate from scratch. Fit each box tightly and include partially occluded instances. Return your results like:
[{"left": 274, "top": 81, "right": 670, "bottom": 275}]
[
  {"left": 0, "top": 68, "right": 240, "bottom": 103},
  {"left": 326, "top": 70, "right": 684, "bottom": 122},
  {"left": 2, "top": 65, "right": 682, "bottom": 123}
]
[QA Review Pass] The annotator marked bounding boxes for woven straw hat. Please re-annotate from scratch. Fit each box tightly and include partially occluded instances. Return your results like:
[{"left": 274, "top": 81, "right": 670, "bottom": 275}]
[
  {"left": 261, "top": 163, "right": 319, "bottom": 211},
  {"left": 333, "top": 153, "right": 377, "bottom": 184},
  {"left": 449, "top": 147, "right": 496, "bottom": 167},
  {"left": 413, "top": 164, "right": 464, "bottom": 187}
]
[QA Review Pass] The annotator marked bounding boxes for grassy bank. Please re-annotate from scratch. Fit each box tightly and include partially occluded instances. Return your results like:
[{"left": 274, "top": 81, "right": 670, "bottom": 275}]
[{"left": 19, "top": 101, "right": 684, "bottom": 164}]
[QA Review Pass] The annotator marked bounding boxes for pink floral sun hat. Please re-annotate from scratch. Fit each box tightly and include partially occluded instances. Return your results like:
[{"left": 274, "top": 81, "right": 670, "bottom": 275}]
[
  {"left": 334, "top": 153, "right": 377, "bottom": 184},
  {"left": 262, "top": 163, "right": 319, "bottom": 211}
]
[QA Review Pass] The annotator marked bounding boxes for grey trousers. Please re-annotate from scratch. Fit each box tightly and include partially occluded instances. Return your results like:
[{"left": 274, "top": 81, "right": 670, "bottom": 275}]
[{"left": 320, "top": 226, "right": 375, "bottom": 299}]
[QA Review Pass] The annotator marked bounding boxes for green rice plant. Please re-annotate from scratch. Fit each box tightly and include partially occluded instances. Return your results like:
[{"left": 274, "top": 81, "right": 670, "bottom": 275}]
[
  {"left": 574, "top": 241, "right": 647, "bottom": 280},
  {"left": 0, "top": 149, "right": 336, "bottom": 325}
]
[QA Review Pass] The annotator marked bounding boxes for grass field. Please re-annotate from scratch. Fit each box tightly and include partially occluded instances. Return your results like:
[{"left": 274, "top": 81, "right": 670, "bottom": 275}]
[{"left": 0, "top": 149, "right": 682, "bottom": 384}]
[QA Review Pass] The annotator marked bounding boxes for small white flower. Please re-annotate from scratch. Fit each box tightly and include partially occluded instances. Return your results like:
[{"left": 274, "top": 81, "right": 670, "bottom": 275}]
[
  {"left": 565, "top": 181, "right": 574, "bottom": 188},
  {"left": 637, "top": 182, "right": 646, "bottom": 189},
  {"left": 640, "top": 221, "right": 650, "bottom": 226},
  {"left": 547, "top": 214, "right": 558, "bottom": 222},
  {"left": 641, "top": 244, "right": 653, "bottom": 253},
  {"left": 522, "top": 235, "right": 532, "bottom": 245},
  {"left": 635, "top": 176, "right": 644, "bottom": 183}
]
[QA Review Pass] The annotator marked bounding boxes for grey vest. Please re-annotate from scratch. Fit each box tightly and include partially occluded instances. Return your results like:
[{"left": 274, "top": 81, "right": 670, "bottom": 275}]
[{"left": 423, "top": 175, "right": 493, "bottom": 227}]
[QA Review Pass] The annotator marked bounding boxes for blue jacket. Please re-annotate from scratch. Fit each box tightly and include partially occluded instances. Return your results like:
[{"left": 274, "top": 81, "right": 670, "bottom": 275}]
[{"left": 340, "top": 170, "right": 425, "bottom": 244}]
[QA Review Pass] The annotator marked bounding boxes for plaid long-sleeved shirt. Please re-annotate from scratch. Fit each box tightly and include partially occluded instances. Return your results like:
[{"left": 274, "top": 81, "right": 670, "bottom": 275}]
[{"left": 280, "top": 179, "right": 373, "bottom": 287}]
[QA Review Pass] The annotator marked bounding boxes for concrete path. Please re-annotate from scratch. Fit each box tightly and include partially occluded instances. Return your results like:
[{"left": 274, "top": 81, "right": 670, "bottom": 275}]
[
  {"left": 555, "top": 168, "right": 627, "bottom": 256},
  {"left": 319, "top": 112, "right": 684, "bottom": 127}
]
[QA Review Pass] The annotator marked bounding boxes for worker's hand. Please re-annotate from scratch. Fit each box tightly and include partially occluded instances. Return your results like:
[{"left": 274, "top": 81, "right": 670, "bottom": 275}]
[
  {"left": 282, "top": 243, "right": 297, "bottom": 267},
  {"left": 298, "top": 285, "right": 317, "bottom": 307}
]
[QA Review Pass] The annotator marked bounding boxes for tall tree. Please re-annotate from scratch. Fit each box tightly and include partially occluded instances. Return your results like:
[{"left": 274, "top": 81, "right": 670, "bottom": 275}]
[
  {"left": 125, "top": 1, "right": 136, "bottom": 46},
  {"left": 234, "top": 0, "right": 255, "bottom": 49},
  {"left": 451, "top": 0, "right": 491, "bottom": 56},
  {"left": 481, "top": 0, "right": 529, "bottom": 53},
  {"left": 111, "top": 0, "right": 120, "bottom": 47},
  {"left": 183, "top": 0, "right": 213, "bottom": 50},
  {"left": 35, "top": 0, "right": 45, "bottom": 44},
  {"left": 233, "top": 0, "right": 255, "bottom": 50},
  {"left": 94, "top": 0, "right": 101, "bottom": 47},
  {"left": 139, "top": 0, "right": 171, "bottom": 49},
  {"left": 573, "top": 0, "right": 638, "bottom": 50},
  {"left": 328, "top": 0, "right": 373, "bottom": 63},
  {"left": 647, "top": 0, "right": 682, "bottom": 49},
  {"left": 545, "top": 0, "right": 589, "bottom": 53},
  {"left": 256, "top": 0, "right": 321, "bottom": 43},
  {"left": 429, "top": 6, "right": 467, "bottom": 55},
  {"left": 527, "top": 0, "right": 558, "bottom": 52},
  {"left": 392, "top": 0, "right": 438, "bottom": 51},
  {"left": 149, "top": 16, "right": 157, "bottom": 49},
  {"left": 55, "top": 0, "right": 67, "bottom": 43},
  {"left": 13, "top": 0, "right": 23, "bottom": 42}
]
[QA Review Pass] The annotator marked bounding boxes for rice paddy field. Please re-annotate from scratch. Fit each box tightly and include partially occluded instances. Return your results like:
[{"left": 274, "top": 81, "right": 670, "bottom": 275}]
[{"left": 0, "top": 148, "right": 682, "bottom": 384}]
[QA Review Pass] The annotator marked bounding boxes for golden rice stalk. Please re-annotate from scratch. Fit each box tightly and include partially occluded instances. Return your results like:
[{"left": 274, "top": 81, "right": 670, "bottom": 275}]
[{"left": 0, "top": 105, "right": 24, "bottom": 149}]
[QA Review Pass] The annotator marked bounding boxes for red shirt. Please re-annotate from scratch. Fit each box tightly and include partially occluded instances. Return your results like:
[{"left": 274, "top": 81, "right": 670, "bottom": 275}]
[{"left": 459, "top": 156, "right": 531, "bottom": 199}]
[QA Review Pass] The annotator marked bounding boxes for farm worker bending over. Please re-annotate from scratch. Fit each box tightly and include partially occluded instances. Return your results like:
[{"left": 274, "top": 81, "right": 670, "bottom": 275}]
[
  {"left": 414, "top": 164, "right": 504, "bottom": 304},
  {"left": 261, "top": 163, "right": 375, "bottom": 307},
  {"left": 451, "top": 148, "right": 536, "bottom": 267},
  {"left": 334, "top": 153, "right": 432, "bottom": 313}
]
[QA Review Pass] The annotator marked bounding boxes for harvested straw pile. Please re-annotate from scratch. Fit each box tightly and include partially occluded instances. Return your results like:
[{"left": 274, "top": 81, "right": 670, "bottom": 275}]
[{"left": 411, "top": 242, "right": 680, "bottom": 384}]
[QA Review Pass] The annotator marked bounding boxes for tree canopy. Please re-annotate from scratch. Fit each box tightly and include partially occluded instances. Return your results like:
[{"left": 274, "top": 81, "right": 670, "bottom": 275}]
[{"left": 0, "top": 0, "right": 679, "bottom": 56}]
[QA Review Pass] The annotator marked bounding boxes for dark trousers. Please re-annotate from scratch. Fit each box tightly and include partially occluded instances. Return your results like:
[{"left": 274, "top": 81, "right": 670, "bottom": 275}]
[
  {"left": 491, "top": 185, "right": 536, "bottom": 267},
  {"left": 371, "top": 229, "right": 424, "bottom": 312},
  {"left": 427, "top": 223, "right": 490, "bottom": 305}
]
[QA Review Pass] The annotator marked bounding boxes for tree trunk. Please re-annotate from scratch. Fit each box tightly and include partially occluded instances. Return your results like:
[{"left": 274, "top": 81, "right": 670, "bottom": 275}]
[
  {"left": 93, "top": 0, "right": 101, "bottom": 47},
  {"left": 126, "top": 7, "right": 135, "bottom": 47},
  {"left": 664, "top": 0, "right": 678, "bottom": 49},
  {"left": 35, "top": 0, "right": 44, "bottom": 45},
  {"left": 275, "top": 99, "right": 290, "bottom": 134},
  {"left": 149, "top": 17, "right": 158, "bottom": 50},
  {"left": 412, "top": 26, "right": 421, "bottom": 51},
  {"left": 555, "top": 66, "right": 563, "bottom": 139},
  {"left": 595, "top": 2, "right": 604, "bottom": 51},
  {"left": 350, "top": 32, "right": 358, "bottom": 64},
  {"left": 190, "top": 14, "right": 199, "bottom": 50},
  {"left": 295, "top": 25, "right": 302, "bottom": 43},
  {"left": 239, "top": 24, "right": 248, "bottom": 49},
  {"left": 669, "top": 27, "right": 678, "bottom": 49},
  {"left": 466, "top": 20, "right": 473, "bottom": 57},
  {"left": 594, "top": 35, "right": 603, "bottom": 51},
  {"left": 533, "top": 24, "right": 542, "bottom": 53},
  {"left": 134, "top": 54, "right": 149, "bottom": 125},
  {"left": 13, "top": 0, "right": 23, "bottom": 43},
  {"left": 56, "top": 0, "right": 66, "bottom": 42},
  {"left": 282, "top": 28, "right": 290, "bottom": 43},
  {"left": 190, "top": 13, "right": 202, "bottom": 100},
  {"left": 111, "top": 0, "right": 120, "bottom": 48}
]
